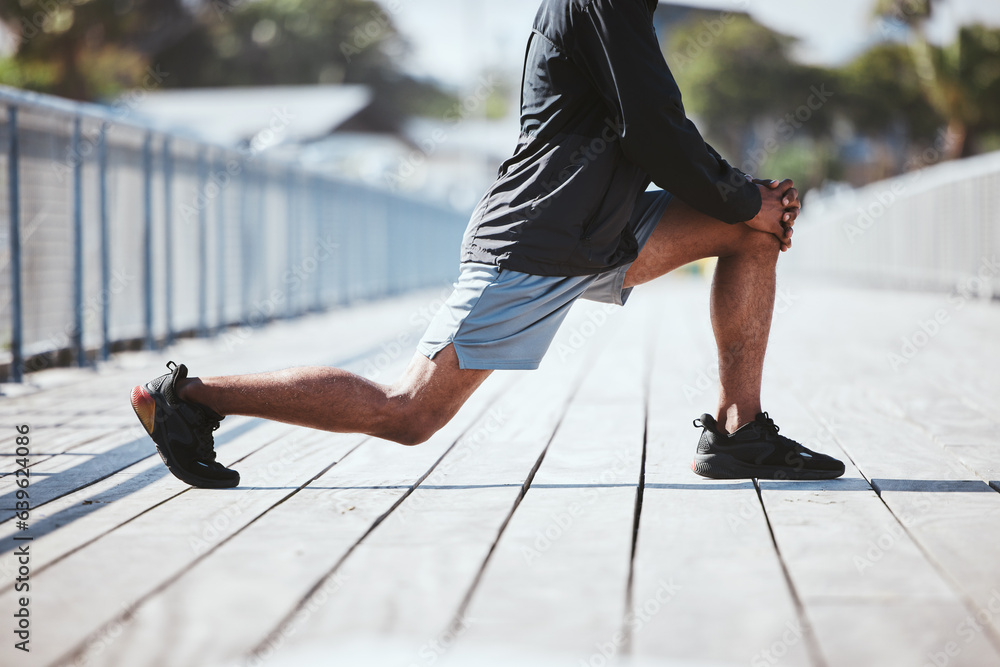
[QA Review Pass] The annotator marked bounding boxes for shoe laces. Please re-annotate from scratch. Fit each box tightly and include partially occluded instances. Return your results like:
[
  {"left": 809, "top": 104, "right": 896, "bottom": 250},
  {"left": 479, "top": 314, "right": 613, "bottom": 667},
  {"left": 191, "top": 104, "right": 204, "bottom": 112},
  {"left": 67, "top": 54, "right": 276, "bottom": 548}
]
[
  {"left": 190, "top": 410, "right": 221, "bottom": 463},
  {"left": 756, "top": 411, "right": 780, "bottom": 437},
  {"left": 756, "top": 412, "right": 808, "bottom": 450}
]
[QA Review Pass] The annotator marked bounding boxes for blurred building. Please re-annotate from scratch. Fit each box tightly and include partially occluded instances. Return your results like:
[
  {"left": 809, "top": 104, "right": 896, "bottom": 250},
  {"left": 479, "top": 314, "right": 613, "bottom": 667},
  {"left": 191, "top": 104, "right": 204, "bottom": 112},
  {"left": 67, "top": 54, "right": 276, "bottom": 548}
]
[
  {"left": 131, "top": 84, "right": 372, "bottom": 150},
  {"left": 126, "top": 83, "right": 513, "bottom": 213}
]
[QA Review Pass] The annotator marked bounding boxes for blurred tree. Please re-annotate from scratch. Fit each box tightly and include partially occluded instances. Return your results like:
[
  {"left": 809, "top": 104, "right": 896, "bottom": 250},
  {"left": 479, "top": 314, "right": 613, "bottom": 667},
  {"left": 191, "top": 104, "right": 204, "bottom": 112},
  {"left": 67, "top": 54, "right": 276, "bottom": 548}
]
[
  {"left": 955, "top": 25, "right": 1000, "bottom": 155},
  {"left": 664, "top": 14, "right": 837, "bottom": 188},
  {"left": 836, "top": 42, "right": 941, "bottom": 142},
  {"left": 872, "top": 1, "right": 1000, "bottom": 157},
  {"left": 663, "top": 9, "right": 1000, "bottom": 189},
  {"left": 0, "top": 0, "right": 454, "bottom": 125},
  {"left": 0, "top": 0, "right": 195, "bottom": 100},
  {"left": 665, "top": 15, "right": 836, "bottom": 154},
  {"left": 156, "top": 0, "right": 454, "bottom": 129}
]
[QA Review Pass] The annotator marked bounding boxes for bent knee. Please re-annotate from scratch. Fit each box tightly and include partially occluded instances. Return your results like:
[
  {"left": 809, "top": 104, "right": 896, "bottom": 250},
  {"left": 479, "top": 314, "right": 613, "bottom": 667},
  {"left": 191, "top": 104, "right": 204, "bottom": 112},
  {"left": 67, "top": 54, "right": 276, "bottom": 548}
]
[
  {"left": 382, "top": 404, "right": 452, "bottom": 447},
  {"left": 392, "top": 420, "right": 440, "bottom": 447},
  {"left": 737, "top": 227, "right": 782, "bottom": 260}
]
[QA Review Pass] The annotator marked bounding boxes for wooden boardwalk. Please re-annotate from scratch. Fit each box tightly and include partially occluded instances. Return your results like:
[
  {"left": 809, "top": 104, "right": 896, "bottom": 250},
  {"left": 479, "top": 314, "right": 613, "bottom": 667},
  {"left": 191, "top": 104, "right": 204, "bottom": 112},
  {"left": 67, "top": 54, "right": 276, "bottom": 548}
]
[{"left": 1, "top": 274, "right": 999, "bottom": 667}]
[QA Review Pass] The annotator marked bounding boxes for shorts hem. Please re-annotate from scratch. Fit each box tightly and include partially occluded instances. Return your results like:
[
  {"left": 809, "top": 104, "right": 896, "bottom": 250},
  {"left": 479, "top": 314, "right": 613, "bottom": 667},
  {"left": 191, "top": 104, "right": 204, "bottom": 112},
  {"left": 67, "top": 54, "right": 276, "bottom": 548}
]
[
  {"left": 454, "top": 355, "right": 541, "bottom": 371},
  {"left": 611, "top": 264, "right": 631, "bottom": 306},
  {"left": 416, "top": 339, "right": 451, "bottom": 362},
  {"left": 416, "top": 340, "right": 541, "bottom": 371}
]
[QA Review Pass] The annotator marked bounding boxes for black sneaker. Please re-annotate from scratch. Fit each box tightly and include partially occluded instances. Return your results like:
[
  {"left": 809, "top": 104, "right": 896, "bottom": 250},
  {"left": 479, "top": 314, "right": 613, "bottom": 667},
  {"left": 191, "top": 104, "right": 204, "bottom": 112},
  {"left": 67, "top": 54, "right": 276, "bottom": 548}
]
[
  {"left": 692, "top": 412, "right": 845, "bottom": 480},
  {"left": 130, "top": 361, "right": 239, "bottom": 488}
]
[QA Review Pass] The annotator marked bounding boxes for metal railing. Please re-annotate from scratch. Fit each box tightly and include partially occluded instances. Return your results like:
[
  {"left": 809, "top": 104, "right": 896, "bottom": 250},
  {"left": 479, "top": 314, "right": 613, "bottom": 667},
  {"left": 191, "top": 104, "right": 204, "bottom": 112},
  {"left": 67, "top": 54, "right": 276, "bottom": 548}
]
[
  {"left": 0, "top": 85, "right": 468, "bottom": 382},
  {"left": 786, "top": 150, "right": 1000, "bottom": 297}
]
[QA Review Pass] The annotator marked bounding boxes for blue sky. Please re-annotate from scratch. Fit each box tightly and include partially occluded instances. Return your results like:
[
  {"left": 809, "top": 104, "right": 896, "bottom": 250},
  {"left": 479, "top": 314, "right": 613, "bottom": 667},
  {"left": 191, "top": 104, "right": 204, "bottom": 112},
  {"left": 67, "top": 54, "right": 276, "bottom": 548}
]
[{"left": 386, "top": 0, "right": 1000, "bottom": 88}]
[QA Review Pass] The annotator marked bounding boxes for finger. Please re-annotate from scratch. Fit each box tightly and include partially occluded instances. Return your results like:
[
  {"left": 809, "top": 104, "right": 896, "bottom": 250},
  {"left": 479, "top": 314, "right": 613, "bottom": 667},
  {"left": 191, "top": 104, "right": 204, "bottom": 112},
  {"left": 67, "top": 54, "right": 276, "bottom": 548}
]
[
  {"left": 777, "top": 180, "right": 794, "bottom": 199},
  {"left": 782, "top": 210, "right": 798, "bottom": 225},
  {"left": 766, "top": 219, "right": 786, "bottom": 238},
  {"left": 754, "top": 178, "right": 779, "bottom": 189},
  {"left": 781, "top": 187, "right": 800, "bottom": 208}
]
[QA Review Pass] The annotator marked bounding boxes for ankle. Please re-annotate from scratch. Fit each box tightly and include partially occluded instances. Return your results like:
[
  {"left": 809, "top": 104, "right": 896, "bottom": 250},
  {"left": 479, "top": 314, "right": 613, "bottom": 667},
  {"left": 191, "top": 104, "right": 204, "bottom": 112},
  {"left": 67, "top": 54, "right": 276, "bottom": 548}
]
[
  {"left": 176, "top": 377, "right": 203, "bottom": 405},
  {"left": 178, "top": 378, "right": 226, "bottom": 416},
  {"left": 716, "top": 404, "right": 761, "bottom": 434}
]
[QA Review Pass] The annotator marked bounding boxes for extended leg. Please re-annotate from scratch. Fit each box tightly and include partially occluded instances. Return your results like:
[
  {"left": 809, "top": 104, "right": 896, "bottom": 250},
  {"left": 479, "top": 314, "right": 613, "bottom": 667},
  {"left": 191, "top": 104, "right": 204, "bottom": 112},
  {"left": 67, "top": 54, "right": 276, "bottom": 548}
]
[
  {"left": 177, "top": 344, "right": 491, "bottom": 446},
  {"left": 623, "top": 196, "right": 780, "bottom": 433}
]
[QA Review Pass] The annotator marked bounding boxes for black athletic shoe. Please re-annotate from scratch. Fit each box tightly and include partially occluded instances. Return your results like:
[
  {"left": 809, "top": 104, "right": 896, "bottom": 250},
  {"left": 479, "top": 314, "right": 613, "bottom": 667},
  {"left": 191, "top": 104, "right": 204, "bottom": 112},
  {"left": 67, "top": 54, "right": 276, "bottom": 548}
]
[
  {"left": 691, "top": 412, "right": 845, "bottom": 480},
  {"left": 130, "top": 361, "right": 239, "bottom": 488}
]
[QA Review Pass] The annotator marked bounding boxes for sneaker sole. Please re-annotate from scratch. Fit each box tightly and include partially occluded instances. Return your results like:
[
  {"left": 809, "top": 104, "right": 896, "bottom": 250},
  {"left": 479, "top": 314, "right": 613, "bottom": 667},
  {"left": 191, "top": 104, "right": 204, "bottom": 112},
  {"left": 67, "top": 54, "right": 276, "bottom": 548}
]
[
  {"left": 131, "top": 385, "right": 158, "bottom": 433},
  {"left": 692, "top": 453, "right": 844, "bottom": 480},
  {"left": 130, "top": 385, "right": 239, "bottom": 489}
]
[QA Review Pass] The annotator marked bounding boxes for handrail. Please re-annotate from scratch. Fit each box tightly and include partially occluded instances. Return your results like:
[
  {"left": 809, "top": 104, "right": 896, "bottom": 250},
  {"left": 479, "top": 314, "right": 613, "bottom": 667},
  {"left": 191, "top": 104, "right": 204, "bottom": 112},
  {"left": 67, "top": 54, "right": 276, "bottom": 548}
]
[
  {"left": 1, "top": 85, "right": 467, "bottom": 382},
  {"left": 785, "top": 150, "right": 1000, "bottom": 299}
]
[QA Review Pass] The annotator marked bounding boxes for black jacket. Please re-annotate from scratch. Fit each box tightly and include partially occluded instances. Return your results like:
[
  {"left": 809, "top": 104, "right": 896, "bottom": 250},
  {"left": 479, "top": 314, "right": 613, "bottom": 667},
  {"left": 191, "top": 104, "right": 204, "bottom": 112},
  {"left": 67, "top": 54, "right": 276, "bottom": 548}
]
[{"left": 460, "top": 0, "right": 762, "bottom": 276}]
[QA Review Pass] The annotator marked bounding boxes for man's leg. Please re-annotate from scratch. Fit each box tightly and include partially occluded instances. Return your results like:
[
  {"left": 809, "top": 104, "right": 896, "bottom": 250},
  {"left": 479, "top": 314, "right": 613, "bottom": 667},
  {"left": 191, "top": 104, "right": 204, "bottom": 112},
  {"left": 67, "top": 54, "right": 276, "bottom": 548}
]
[
  {"left": 623, "top": 196, "right": 780, "bottom": 434},
  {"left": 177, "top": 344, "right": 491, "bottom": 446}
]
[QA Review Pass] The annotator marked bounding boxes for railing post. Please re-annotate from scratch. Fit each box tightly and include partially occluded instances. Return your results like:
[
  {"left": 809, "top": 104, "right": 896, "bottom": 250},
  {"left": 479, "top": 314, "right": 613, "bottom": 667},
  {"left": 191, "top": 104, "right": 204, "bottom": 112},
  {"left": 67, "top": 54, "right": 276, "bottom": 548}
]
[
  {"left": 312, "top": 176, "right": 323, "bottom": 312},
  {"left": 142, "top": 131, "right": 154, "bottom": 349},
  {"left": 197, "top": 148, "right": 208, "bottom": 336},
  {"left": 239, "top": 165, "right": 250, "bottom": 324},
  {"left": 215, "top": 153, "right": 227, "bottom": 332},
  {"left": 7, "top": 106, "right": 23, "bottom": 382},
  {"left": 285, "top": 169, "right": 296, "bottom": 317},
  {"left": 97, "top": 123, "right": 110, "bottom": 361},
  {"left": 71, "top": 116, "right": 85, "bottom": 366},
  {"left": 162, "top": 136, "right": 174, "bottom": 344}
]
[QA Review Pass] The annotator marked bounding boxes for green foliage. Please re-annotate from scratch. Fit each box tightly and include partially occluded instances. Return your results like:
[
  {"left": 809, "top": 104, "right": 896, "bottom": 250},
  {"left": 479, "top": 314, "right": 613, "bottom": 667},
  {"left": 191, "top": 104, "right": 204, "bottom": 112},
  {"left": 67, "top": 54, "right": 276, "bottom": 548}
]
[
  {"left": 0, "top": 56, "right": 59, "bottom": 90},
  {"left": 0, "top": 0, "right": 455, "bottom": 124},
  {"left": 835, "top": 42, "right": 942, "bottom": 141},
  {"left": 755, "top": 140, "right": 842, "bottom": 194},
  {"left": 873, "top": 0, "right": 934, "bottom": 26},
  {"left": 666, "top": 15, "right": 836, "bottom": 159},
  {"left": 869, "top": 2, "right": 1000, "bottom": 156},
  {"left": 0, "top": 0, "right": 194, "bottom": 100},
  {"left": 159, "top": 0, "right": 400, "bottom": 88},
  {"left": 663, "top": 9, "right": 1000, "bottom": 188},
  {"left": 953, "top": 24, "right": 1000, "bottom": 153}
]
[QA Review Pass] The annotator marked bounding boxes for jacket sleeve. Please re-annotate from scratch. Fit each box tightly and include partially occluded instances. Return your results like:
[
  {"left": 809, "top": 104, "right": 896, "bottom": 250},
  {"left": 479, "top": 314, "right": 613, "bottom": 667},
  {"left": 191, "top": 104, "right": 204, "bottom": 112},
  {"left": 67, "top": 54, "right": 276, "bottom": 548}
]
[{"left": 570, "top": 0, "right": 761, "bottom": 223}]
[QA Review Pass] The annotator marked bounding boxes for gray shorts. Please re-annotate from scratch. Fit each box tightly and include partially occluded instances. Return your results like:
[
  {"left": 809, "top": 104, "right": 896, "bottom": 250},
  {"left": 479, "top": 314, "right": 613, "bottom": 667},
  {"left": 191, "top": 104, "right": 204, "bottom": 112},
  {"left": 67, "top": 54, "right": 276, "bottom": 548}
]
[{"left": 417, "top": 189, "right": 673, "bottom": 370}]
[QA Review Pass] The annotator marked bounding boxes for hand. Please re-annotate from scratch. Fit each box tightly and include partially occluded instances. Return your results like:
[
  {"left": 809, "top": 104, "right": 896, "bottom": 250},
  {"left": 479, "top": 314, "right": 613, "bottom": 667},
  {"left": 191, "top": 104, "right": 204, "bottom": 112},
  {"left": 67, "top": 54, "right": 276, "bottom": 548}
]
[{"left": 746, "top": 178, "right": 800, "bottom": 251}]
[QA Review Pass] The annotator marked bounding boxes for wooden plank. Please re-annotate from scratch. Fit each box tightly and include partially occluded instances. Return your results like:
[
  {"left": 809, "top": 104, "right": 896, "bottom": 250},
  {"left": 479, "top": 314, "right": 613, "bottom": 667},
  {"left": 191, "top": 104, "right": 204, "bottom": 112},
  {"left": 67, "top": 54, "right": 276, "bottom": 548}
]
[
  {"left": 807, "top": 384, "right": 1000, "bottom": 641},
  {"left": 443, "top": 300, "right": 646, "bottom": 663},
  {"left": 70, "top": 297, "right": 623, "bottom": 666},
  {"left": 0, "top": 425, "right": 368, "bottom": 666},
  {"left": 757, "top": 281, "right": 1000, "bottom": 665},
  {"left": 0, "top": 288, "right": 455, "bottom": 665},
  {"left": 57, "top": 353, "right": 523, "bottom": 667},
  {"left": 809, "top": 602, "right": 1000, "bottom": 667},
  {"left": 0, "top": 416, "right": 288, "bottom": 584},
  {"left": 0, "top": 426, "right": 113, "bottom": 476},
  {"left": 945, "top": 445, "right": 1000, "bottom": 489},
  {"left": 756, "top": 397, "right": 1000, "bottom": 666},
  {"left": 258, "top": 301, "right": 629, "bottom": 662},
  {"left": 0, "top": 415, "right": 255, "bottom": 523},
  {"left": 2, "top": 279, "right": 999, "bottom": 666},
  {"left": 756, "top": 281, "right": 1000, "bottom": 658},
  {"left": 0, "top": 429, "right": 155, "bottom": 524},
  {"left": 631, "top": 279, "right": 812, "bottom": 666}
]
